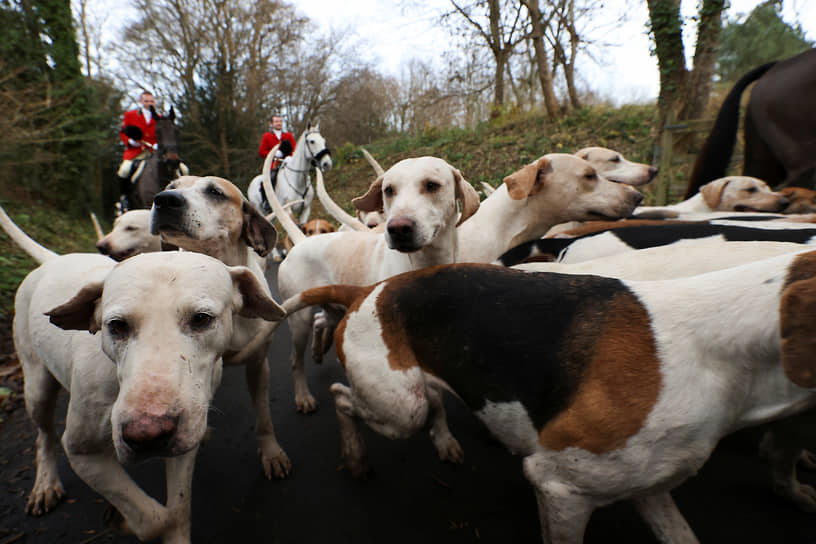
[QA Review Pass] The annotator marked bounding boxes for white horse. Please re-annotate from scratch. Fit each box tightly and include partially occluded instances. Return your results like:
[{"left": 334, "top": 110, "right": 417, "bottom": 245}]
[{"left": 248, "top": 122, "right": 333, "bottom": 225}]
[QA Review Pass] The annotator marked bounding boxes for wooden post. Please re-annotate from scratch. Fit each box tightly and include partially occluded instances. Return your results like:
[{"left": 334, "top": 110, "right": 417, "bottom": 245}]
[{"left": 655, "top": 111, "right": 676, "bottom": 206}]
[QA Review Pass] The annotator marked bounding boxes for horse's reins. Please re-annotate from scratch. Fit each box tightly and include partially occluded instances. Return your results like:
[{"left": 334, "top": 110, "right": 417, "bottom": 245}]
[{"left": 278, "top": 129, "right": 331, "bottom": 217}]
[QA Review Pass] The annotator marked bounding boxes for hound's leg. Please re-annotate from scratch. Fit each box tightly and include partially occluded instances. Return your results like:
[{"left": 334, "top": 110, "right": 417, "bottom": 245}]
[
  {"left": 162, "top": 447, "right": 199, "bottom": 544},
  {"left": 290, "top": 309, "right": 319, "bottom": 412},
  {"left": 330, "top": 383, "right": 370, "bottom": 478},
  {"left": 760, "top": 424, "right": 816, "bottom": 512},
  {"left": 523, "top": 455, "right": 595, "bottom": 544},
  {"left": 22, "top": 357, "right": 65, "bottom": 515},
  {"left": 633, "top": 492, "right": 699, "bottom": 543},
  {"left": 245, "top": 353, "right": 292, "bottom": 479},
  {"left": 425, "top": 385, "right": 464, "bottom": 463},
  {"left": 64, "top": 446, "right": 171, "bottom": 541},
  {"left": 311, "top": 305, "right": 342, "bottom": 364}
]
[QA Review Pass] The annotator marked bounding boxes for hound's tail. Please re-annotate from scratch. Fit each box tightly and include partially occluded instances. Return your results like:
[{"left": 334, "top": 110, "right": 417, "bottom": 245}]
[
  {"left": 315, "top": 168, "right": 368, "bottom": 231},
  {"left": 262, "top": 147, "right": 307, "bottom": 246},
  {"left": 0, "top": 204, "right": 58, "bottom": 264},
  {"left": 685, "top": 61, "right": 777, "bottom": 199},
  {"left": 90, "top": 212, "right": 104, "bottom": 240},
  {"left": 283, "top": 284, "right": 374, "bottom": 316},
  {"left": 360, "top": 147, "right": 385, "bottom": 176}
]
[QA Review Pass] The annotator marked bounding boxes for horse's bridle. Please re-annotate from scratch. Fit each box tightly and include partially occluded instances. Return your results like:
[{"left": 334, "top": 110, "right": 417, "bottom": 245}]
[
  {"left": 282, "top": 129, "right": 331, "bottom": 174},
  {"left": 278, "top": 129, "right": 330, "bottom": 217}
]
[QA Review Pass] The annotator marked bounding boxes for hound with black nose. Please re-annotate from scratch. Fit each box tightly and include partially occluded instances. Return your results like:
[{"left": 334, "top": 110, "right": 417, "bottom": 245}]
[
  {"left": 96, "top": 209, "right": 161, "bottom": 261},
  {"left": 150, "top": 175, "right": 293, "bottom": 480},
  {"left": 270, "top": 155, "right": 480, "bottom": 435},
  {"left": 283, "top": 251, "right": 816, "bottom": 543},
  {"left": 15, "top": 250, "right": 285, "bottom": 543}
]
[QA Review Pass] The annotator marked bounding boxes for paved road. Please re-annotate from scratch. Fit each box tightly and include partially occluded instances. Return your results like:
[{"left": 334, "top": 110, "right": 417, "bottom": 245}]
[{"left": 2, "top": 263, "right": 816, "bottom": 543}]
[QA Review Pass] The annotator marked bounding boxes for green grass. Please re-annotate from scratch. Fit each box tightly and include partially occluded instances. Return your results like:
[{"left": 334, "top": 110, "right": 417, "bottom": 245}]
[{"left": 0, "top": 198, "right": 102, "bottom": 318}]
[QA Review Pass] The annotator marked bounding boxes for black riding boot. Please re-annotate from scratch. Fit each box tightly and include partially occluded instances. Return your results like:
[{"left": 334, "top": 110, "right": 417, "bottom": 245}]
[{"left": 117, "top": 176, "right": 131, "bottom": 213}]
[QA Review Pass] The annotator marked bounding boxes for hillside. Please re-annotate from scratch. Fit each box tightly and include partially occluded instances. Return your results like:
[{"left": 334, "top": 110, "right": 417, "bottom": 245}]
[{"left": 0, "top": 105, "right": 661, "bottom": 319}]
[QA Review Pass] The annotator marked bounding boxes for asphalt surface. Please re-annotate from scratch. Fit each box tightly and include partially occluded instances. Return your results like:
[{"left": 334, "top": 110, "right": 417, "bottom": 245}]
[{"left": 2, "top": 262, "right": 816, "bottom": 543}]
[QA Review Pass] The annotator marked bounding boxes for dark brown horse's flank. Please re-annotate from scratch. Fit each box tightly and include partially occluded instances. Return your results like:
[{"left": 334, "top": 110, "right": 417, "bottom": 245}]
[{"left": 686, "top": 48, "right": 816, "bottom": 199}]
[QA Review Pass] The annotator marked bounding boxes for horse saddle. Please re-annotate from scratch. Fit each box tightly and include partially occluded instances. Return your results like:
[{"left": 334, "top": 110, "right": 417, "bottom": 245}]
[{"left": 128, "top": 157, "right": 189, "bottom": 185}]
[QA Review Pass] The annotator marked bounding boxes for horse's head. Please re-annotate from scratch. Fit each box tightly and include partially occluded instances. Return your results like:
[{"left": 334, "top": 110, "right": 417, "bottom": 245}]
[
  {"left": 302, "top": 122, "right": 333, "bottom": 173},
  {"left": 152, "top": 106, "right": 181, "bottom": 173}
]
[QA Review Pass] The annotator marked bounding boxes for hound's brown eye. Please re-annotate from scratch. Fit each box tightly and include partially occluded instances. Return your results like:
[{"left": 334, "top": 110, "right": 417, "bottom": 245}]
[
  {"left": 425, "top": 181, "right": 440, "bottom": 192},
  {"left": 107, "top": 319, "right": 129, "bottom": 337},
  {"left": 383, "top": 186, "right": 394, "bottom": 197},
  {"left": 206, "top": 185, "right": 225, "bottom": 200},
  {"left": 190, "top": 313, "right": 214, "bottom": 331},
  {"left": 746, "top": 187, "right": 757, "bottom": 193},
  {"left": 612, "top": 155, "right": 621, "bottom": 162}
]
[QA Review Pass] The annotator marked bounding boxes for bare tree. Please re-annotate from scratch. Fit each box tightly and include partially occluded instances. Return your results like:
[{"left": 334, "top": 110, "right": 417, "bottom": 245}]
[
  {"left": 447, "top": 0, "right": 527, "bottom": 115},
  {"left": 520, "top": 0, "right": 559, "bottom": 117}
]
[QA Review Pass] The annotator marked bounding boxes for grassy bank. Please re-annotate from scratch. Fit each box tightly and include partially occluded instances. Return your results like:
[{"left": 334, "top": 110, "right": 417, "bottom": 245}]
[{"left": 0, "top": 104, "right": 663, "bottom": 318}]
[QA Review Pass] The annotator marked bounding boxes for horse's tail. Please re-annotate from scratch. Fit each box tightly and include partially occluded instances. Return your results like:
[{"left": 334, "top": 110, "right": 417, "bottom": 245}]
[
  {"left": 685, "top": 61, "right": 777, "bottom": 199},
  {"left": 262, "top": 147, "right": 306, "bottom": 246},
  {"left": 0, "top": 204, "right": 59, "bottom": 264},
  {"left": 315, "top": 168, "right": 368, "bottom": 231}
]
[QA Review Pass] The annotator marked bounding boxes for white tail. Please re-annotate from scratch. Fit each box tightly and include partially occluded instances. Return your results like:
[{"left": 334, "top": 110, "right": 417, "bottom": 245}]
[
  {"left": 262, "top": 147, "right": 306, "bottom": 246},
  {"left": 361, "top": 147, "right": 385, "bottom": 176},
  {"left": 0, "top": 204, "right": 59, "bottom": 264},
  {"left": 264, "top": 199, "right": 304, "bottom": 223},
  {"left": 315, "top": 168, "right": 367, "bottom": 231},
  {"left": 90, "top": 212, "right": 104, "bottom": 240},
  {"left": 480, "top": 181, "right": 495, "bottom": 196}
]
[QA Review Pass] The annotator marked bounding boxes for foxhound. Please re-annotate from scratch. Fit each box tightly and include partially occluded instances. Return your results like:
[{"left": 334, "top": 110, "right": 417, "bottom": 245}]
[{"left": 283, "top": 252, "right": 816, "bottom": 542}]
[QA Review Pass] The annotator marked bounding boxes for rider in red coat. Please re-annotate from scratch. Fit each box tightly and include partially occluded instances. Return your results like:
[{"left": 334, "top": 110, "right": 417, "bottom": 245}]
[
  {"left": 258, "top": 115, "right": 296, "bottom": 162},
  {"left": 116, "top": 91, "right": 158, "bottom": 213}
]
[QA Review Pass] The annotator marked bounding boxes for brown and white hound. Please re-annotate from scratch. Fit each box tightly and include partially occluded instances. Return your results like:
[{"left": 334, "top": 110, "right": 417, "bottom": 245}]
[{"left": 283, "top": 253, "right": 816, "bottom": 543}]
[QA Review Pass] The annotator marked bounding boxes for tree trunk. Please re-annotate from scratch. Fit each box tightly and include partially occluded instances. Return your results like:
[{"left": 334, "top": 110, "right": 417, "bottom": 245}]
[
  {"left": 522, "top": 0, "right": 559, "bottom": 119},
  {"left": 488, "top": 0, "right": 504, "bottom": 114},
  {"left": 646, "top": 0, "right": 688, "bottom": 128},
  {"left": 564, "top": 0, "right": 580, "bottom": 109},
  {"left": 683, "top": 0, "right": 726, "bottom": 120}
]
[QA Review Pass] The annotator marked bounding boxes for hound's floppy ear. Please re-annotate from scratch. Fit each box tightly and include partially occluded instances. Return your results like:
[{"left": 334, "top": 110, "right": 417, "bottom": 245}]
[
  {"left": 228, "top": 266, "right": 286, "bottom": 321},
  {"left": 780, "top": 276, "right": 816, "bottom": 388},
  {"left": 700, "top": 178, "right": 731, "bottom": 209},
  {"left": 241, "top": 200, "right": 278, "bottom": 257},
  {"left": 452, "top": 169, "right": 480, "bottom": 225},
  {"left": 503, "top": 157, "right": 552, "bottom": 200},
  {"left": 45, "top": 280, "right": 105, "bottom": 334},
  {"left": 352, "top": 175, "right": 384, "bottom": 213}
]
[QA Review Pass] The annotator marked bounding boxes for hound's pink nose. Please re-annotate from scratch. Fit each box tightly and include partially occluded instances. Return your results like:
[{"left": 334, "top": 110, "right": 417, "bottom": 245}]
[{"left": 122, "top": 414, "right": 178, "bottom": 454}]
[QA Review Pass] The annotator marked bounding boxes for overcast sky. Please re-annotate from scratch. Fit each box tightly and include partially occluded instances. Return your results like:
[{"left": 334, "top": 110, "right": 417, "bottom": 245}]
[
  {"left": 93, "top": 0, "right": 816, "bottom": 107},
  {"left": 297, "top": 0, "right": 816, "bottom": 105}
]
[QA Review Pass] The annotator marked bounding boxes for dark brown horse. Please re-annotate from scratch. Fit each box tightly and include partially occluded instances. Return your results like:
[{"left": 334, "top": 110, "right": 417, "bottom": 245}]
[
  {"left": 685, "top": 48, "right": 816, "bottom": 198},
  {"left": 127, "top": 106, "right": 183, "bottom": 210}
]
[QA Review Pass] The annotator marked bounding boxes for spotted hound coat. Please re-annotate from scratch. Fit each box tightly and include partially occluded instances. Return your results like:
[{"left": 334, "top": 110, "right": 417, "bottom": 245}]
[{"left": 283, "top": 253, "right": 816, "bottom": 543}]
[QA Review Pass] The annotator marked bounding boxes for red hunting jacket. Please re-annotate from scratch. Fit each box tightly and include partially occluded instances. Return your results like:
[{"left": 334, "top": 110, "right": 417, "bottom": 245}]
[
  {"left": 258, "top": 131, "right": 296, "bottom": 159},
  {"left": 120, "top": 109, "right": 157, "bottom": 160}
]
